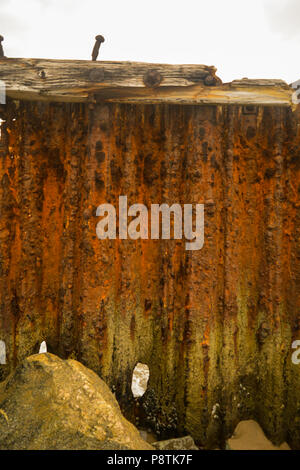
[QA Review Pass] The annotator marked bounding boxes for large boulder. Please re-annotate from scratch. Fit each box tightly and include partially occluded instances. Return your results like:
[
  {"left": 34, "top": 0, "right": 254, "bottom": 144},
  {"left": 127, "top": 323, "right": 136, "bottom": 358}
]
[
  {"left": 226, "top": 420, "right": 291, "bottom": 450},
  {"left": 0, "top": 353, "right": 153, "bottom": 450}
]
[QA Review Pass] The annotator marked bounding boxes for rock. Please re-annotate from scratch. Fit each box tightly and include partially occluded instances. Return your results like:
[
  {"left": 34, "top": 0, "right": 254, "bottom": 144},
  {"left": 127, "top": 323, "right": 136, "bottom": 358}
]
[
  {"left": 0, "top": 353, "right": 153, "bottom": 450},
  {"left": 131, "top": 362, "right": 149, "bottom": 398},
  {"left": 279, "top": 442, "right": 291, "bottom": 450},
  {"left": 226, "top": 420, "right": 291, "bottom": 450},
  {"left": 153, "top": 436, "right": 198, "bottom": 450},
  {"left": 139, "top": 429, "right": 157, "bottom": 444}
]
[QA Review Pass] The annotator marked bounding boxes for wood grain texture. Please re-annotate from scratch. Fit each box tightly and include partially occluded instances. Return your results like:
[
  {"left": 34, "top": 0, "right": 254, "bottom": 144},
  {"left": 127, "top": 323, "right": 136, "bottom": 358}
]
[
  {"left": 94, "top": 82, "right": 293, "bottom": 106},
  {"left": 0, "top": 58, "right": 217, "bottom": 102},
  {"left": 0, "top": 58, "right": 294, "bottom": 106}
]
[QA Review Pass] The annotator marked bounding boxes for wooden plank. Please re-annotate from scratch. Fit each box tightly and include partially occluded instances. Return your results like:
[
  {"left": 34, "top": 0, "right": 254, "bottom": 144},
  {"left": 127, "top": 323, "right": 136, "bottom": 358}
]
[
  {"left": 0, "top": 58, "right": 294, "bottom": 106},
  {"left": 0, "top": 58, "right": 218, "bottom": 101},
  {"left": 93, "top": 82, "right": 293, "bottom": 106}
]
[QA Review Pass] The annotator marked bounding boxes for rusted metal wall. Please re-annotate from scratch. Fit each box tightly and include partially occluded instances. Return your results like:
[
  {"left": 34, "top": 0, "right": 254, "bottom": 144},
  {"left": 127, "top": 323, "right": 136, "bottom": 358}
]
[{"left": 0, "top": 99, "right": 299, "bottom": 448}]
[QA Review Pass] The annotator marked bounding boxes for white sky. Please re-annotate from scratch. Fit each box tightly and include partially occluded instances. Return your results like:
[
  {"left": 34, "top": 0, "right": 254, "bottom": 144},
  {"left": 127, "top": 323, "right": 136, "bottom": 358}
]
[{"left": 1, "top": 0, "right": 299, "bottom": 83}]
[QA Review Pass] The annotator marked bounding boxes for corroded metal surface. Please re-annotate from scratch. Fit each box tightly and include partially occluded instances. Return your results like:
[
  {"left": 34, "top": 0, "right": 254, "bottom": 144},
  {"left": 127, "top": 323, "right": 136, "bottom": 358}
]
[{"left": 0, "top": 100, "right": 299, "bottom": 448}]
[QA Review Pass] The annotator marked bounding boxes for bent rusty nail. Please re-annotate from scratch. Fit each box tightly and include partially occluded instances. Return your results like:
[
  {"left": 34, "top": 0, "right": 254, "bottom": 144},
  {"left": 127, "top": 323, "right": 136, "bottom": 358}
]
[{"left": 92, "top": 35, "right": 105, "bottom": 61}]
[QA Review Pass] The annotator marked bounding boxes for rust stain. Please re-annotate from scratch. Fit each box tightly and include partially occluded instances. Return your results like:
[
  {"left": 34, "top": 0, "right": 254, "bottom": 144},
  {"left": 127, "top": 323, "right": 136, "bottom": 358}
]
[{"left": 0, "top": 99, "right": 299, "bottom": 447}]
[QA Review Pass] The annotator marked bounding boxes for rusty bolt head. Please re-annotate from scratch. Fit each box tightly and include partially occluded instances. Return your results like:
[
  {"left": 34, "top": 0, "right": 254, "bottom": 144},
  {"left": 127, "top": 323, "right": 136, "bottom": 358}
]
[
  {"left": 95, "top": 35, "right": 105, "bottom": 43},
  {"left": 204, "top": 74, "right": 217, "bottom": 86},
  {"left": 143, "top": 70, "right": 163, "bottom": 88},
  {"left": 89, "top": 68, "right": 105, "bottom": 82}
]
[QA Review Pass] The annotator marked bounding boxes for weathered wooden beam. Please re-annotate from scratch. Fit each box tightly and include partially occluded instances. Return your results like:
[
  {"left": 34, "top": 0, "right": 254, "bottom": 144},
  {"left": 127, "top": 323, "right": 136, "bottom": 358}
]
[
  {"left": 0, "top": 58, "right": 219, "bottom": 102},
  {"left": 94, "top": 80, "right": 293, "bottom": 107},
  {"left": 0, "top": 58, "right": 294, "bottom": 106}
]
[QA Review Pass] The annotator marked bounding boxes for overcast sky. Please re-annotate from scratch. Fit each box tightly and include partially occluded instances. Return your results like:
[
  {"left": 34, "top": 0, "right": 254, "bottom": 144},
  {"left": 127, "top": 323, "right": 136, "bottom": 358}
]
[{"left": 1, "top": 0, "right": 299, "bottom": 83}]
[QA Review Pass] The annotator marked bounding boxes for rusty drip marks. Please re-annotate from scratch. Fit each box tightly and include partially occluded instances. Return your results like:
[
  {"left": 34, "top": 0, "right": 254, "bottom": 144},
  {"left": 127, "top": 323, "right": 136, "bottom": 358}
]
[
  {"left": 0, "top": 100, "right": 299, "bottom": 447},
  {"left": 256, "top": 322, "right": 271, "bottom": 347}
]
